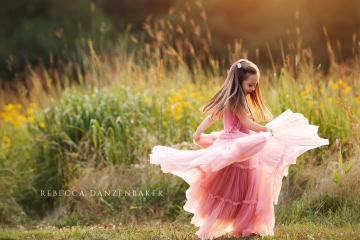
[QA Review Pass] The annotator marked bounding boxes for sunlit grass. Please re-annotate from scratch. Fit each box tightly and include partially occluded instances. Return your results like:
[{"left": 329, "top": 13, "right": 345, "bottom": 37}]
[
  {"left": 0, "top": 221, "right": 359, "bottom": 240},
  {"left": 0, "top": 1, "right": 360, "bottom": 233}
]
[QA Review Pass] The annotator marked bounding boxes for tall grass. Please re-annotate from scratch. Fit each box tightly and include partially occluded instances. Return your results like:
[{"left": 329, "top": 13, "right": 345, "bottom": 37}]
[{"left": 0, "top": 1, "right": 360, "bottom": 227}]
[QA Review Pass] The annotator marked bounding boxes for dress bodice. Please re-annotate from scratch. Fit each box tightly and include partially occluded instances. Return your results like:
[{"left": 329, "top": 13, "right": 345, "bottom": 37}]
[{"left": 223, "top": 110, "right": 250, "bottom": 134}]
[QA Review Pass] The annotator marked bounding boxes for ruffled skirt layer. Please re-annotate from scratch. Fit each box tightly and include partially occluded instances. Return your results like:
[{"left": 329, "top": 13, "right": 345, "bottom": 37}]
[{"left": 150, "top": 109, "right": 329, "bottom": 239}]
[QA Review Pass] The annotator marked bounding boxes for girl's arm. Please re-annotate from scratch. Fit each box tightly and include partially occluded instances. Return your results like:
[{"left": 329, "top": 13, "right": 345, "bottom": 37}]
[
  {"left": 195, "top": 115, "right": 217, "bottom": 134},
  {"left": 235, "top": 110, "right": 268, "bottom": 133}
]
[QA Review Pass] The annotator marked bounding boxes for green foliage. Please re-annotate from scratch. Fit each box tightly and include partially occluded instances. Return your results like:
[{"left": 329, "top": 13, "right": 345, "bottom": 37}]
[{"left": 0, "top": 0, "right": 113, "bottom": 79}]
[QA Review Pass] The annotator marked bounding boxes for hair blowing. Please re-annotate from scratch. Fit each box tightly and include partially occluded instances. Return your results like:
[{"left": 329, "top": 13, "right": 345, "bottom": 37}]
[{"left": 199, "top": 59, "right": 274, "bottom": 122}]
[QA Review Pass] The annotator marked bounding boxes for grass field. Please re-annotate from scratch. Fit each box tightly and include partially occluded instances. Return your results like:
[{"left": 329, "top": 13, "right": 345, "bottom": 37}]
[
  {"left": 1, "top": 221, "right": 360, "bottom": 240},
  {"left": 1, "top": 6, "right": 360, "bottom": 239}
]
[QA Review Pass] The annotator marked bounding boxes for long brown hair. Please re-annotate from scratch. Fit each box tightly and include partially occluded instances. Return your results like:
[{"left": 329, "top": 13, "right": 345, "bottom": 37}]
[{"left": 199, "top": 59, "right": 274, "bottom": 122}]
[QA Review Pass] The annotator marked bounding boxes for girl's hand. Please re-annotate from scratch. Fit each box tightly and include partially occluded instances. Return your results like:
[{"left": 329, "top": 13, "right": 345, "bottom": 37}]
[
  {"left": 193, "top": 131, "right": 201, "bottom": 142},
  {"left": 265, "top": 127, "right": 274, "bottom": 136}
]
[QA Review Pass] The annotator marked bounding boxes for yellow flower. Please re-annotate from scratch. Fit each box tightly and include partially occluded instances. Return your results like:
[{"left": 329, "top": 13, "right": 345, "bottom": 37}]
[
  {"left": 16, "top": 104, "right": 22, "bottom": 109},
  {"left": 162, "top": 121, "right": 168, "bottom": 127},
  {"left": 40, "top": 122, "right": 45, "bottom": 128},
  {"left": 13, "top": 119, "right": 23, "bottom": 128},
  {"left": 300, "top": 83, "right": 312, "bottom": 98},
  {"left": 175, "top": 115, "right": 182, "bottom": 120},
  {"left": 169, "top": 95, "right": 179, "bottom": 103},
  {"left": 341, "top": 86, "right": 351, "bottom": 95},
  {"left": 355, "top": 96, "right": 360, "bottom": 103},
  {"left": 328, "top": 97, "right": 332, "bottom": 103},
  {"left": 27, "top": 108, "right": 34, "bottom": 116},
  {"left": 3, "top": 136, "right": 11, "bottom": 148},
  {"left": 175, "top": 104, "right": 183, "bottom": 114},
  {"left": 338, "top": 79, "right": 343, "bottom": 85},
  {"left": 0, "top": 112, "right": 12, "bottom": 122},
  {"left": 300, "top": 91, "right": 307, "bottom": 98},
  {"left": 4, "top": 104, "right": 15, "bottom": 111},
  {"left": 18, "top": 114, "right": 27, "bottom": 122},
  {"left": 328, "top": 79, "right": 339, "bottom": 89},
  {"left": 320, "top": 103, "right": 324, "bottom": 108}
]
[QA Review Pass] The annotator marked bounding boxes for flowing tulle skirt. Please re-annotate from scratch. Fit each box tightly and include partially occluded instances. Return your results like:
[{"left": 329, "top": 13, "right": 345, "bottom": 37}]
[{"left": 150, "top": 109, "right": 329, "bottom": 239}]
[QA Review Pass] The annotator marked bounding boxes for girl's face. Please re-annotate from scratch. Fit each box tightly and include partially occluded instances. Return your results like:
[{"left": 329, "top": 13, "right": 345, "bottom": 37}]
[{"left": 241, "top": 74, "right": 258, "bottom": 96}]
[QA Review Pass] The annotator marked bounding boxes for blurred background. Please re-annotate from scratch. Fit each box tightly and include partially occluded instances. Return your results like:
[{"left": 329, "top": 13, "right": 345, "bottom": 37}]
[{"left": 1, "top": 0, "right": 360, "bottom": 82}]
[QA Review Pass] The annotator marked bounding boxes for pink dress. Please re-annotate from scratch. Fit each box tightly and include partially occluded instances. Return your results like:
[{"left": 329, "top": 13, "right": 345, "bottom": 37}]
[{"left": 150, "top": 109, "right": 329, "bottom": 239}]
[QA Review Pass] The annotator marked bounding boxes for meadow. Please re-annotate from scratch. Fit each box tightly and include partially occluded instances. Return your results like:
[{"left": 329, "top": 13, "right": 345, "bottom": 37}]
[{"left": 1, "top": 6, "right": 360, "bottom": 239}]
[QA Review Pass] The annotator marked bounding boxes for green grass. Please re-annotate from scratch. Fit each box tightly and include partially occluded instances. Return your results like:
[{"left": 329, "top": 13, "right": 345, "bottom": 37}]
[{"left": 1, "top": 221, "right": 359, "bottom": 240}]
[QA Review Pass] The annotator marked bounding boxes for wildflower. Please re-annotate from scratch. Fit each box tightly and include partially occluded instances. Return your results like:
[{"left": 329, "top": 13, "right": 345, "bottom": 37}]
[
  {"left": 174, "top": 104, "right": 183, "bottom": 114},
  {"left": 341, "top": 86, "right": 351, "bottom": 95},
  {"left": 162, "top": 121, "right": 168, "bottom": 127},
  {"left": 300, "top": 91, "right": 307, "bottom": 97},
  {"left": 300, "top": 83, "right": 312, "bottom": 97},
  {"left": 3, "top": 136, "right": 11, "bottom": 148},
  {"left": 39, "top": 122, "right": 46, "bottom": 128},
  {"left": 329, "top": 80, "right": 339, "bottom": 89},
  {"left": 18, "top": 114, "right": 27, "bottom": 123},
  {"left": 355, "top": 96, "right": 360, "bottom": 103},
  {"left": 13, "top": 119, "right": 22, "bottom": 128},
  {"left": 328, "top": 97, "right": 333, "bottom": 103},
  {"left": 0, "top": 112, "right": 12, "bottom": 122},
  {"left": 27, "top": 108, "right": 34, "bottom": 116},
  {"left": 4, "top": 104, "right": 15, "bottom": 111},
  {"left": 175, "top": 115, "right": 182, "bottom": 120},
  {"left": 16, "top": 104, "right": 22, "bottom": 109},
  {"left": 169, "top": 95, "right": 180, "bottom": 103}
]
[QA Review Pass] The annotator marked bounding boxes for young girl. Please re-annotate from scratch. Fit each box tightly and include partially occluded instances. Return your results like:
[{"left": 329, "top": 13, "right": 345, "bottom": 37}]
[{"left": 150, "top": 59, "right": 329, "bottom": 239}]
